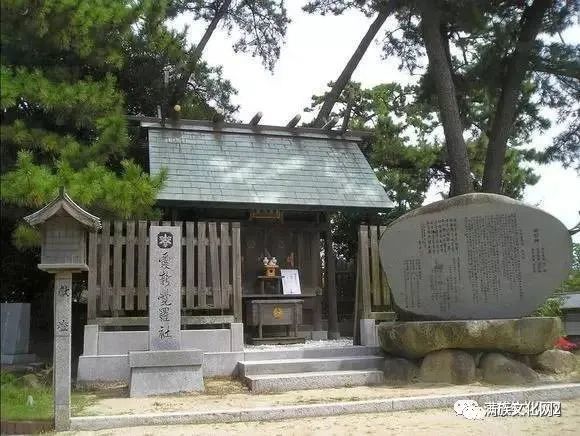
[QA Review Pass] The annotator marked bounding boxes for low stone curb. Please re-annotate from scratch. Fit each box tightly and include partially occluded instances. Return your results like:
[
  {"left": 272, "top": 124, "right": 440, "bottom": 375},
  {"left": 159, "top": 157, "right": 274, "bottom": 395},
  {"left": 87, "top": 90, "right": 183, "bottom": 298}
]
[{"left": 70, "top": 383, "right": 580, "bottom": 431}]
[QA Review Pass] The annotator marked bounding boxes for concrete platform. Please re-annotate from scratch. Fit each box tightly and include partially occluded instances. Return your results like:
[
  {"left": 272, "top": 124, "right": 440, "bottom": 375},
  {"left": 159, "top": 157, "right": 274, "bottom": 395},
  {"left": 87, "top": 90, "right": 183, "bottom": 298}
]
[
  {"left": 239, "top": 345, "right": 385, "bottom": 393},
  {"left": 243, "top": 345, "right": 382, "bottom": 361},
  {"left": 239, "top": 356, "right": 384, "bottom": 376},
  {"left": 244, "top": 369, "right": 385, "bottom": 393}
]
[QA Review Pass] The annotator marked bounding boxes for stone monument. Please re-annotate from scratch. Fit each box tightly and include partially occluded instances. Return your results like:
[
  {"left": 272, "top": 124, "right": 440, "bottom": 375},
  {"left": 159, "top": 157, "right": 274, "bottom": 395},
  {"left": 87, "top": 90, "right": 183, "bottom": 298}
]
[
  {"left": 24, "top": 189, "right": 101, "bottom": 431},
  {"left": 377, "top": 193, "right": 574, "bottom": 385},
  {"left": 128, "top": 225, "right": 204, "bottom": 397},
  {"left": 379, "top": 193, "right": 572, "bottom": 319},
  {"left": 1, "top": 303, "right": 37, "bottom": 365}
]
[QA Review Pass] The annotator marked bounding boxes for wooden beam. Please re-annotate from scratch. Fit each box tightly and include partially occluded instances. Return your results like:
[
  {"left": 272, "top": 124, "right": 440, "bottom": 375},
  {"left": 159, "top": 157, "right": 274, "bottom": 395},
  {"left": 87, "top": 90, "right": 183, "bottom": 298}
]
[
  {"left": 249, "top": 112, "right": 263, "bottom": 126},
  {"left": 325, "top": 213, "right": 340, "bottom": 339},
  {"left": 286, "top": 114, "right": 301, "bottom": 128},
  {"left": 232, "top": 222, "right": 243, "bottom": 322},
  {"left": 359, "top": 224, "right": 372, "bottom": 316},
  {"left": 322, "top": 117, "right": 338, "bottom": 130}
]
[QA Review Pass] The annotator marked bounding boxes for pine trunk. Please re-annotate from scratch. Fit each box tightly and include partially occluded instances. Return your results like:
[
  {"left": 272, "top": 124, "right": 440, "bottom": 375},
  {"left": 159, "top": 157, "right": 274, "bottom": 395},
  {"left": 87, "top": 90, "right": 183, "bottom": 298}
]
[
  {"left": 419, "top": 1, "right": 472, "bottom": 196},
  {"left": 170, "top": 0, "right": 233, "bottom": 107},
  {"left": 313, "top": 0, "right": 398, "bottom": 127},
  {"left": 482, "top": 0, "right": 551, "bottom": 193}
]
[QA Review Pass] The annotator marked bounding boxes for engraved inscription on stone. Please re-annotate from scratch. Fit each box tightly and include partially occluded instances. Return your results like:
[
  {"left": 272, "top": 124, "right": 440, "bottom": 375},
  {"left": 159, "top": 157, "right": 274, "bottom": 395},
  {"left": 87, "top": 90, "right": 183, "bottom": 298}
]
[
  {"left": 379, "top": 194, "right": 572, "bottom": 319},
  {"left": 149, "top": 225, "right": 181, "bottom": 350}
]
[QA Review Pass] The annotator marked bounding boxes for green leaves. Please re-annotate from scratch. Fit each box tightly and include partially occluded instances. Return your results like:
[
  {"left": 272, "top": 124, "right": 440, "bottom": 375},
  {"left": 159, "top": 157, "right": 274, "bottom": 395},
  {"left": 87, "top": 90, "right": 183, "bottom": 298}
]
[
  {"left": 0, "top": 152, "right": 166, "bottom": 219},
  {"left": 0, "top": 151, "right": 59, "bottom": 208},
  {"left": 1, "top": 1, "right": 171, "bottom": 248},
  {"left": 1, "top": 67, "right": 124, "bottom": 127}
]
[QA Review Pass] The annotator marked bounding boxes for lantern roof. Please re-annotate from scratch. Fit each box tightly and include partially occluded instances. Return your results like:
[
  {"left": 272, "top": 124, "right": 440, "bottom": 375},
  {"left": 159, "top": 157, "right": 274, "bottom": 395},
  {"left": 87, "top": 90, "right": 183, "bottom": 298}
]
[{"left": 24, "top": 188, "right": 101, "bottom": 231}]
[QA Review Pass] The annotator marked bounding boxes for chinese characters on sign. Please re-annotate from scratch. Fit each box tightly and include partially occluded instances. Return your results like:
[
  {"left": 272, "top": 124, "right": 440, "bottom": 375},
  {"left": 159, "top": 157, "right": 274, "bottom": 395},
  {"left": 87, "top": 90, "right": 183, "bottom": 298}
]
[
  {"left": 454, "top": 399, "right": 562, "bottom": 419},
  {"left": 407, "top": 213, "right": 525, "bottom": 312},
  {"left": 149, "top": 226, "right": 181, "bottom": 350},
  {"left": 157, "top": 251, "right": 173, "bottom": 341},
  {"left": 56, "top": 319, "right": 69, "bottom": 333},
  {"left": 54, "top": 276, "right": 72, "bottom": 338},
  {"left": 379, "top": 194, "right": 573, "bottom": 319},
  {"left": 57, "top": 284, "right": 70, "bottom": 297},
  {"left": 485, "top": 401, "right": 561, "bottom": 417}
]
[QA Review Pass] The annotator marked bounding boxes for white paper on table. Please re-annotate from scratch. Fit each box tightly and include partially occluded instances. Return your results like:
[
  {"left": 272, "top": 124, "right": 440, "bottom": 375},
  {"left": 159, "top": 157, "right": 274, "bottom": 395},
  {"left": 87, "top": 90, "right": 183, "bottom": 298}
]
[{"left": 281, "top": 269, "right": 301, "bottom": 295}]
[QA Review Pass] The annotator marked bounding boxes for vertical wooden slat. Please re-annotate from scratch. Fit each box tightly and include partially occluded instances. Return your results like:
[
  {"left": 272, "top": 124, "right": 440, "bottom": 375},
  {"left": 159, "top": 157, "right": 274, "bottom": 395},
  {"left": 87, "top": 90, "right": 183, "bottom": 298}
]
[
  {"left": 359, "top": 225, "right": 371, "bottom": 316},
  {"left": 99, "top": 221, "right": 110, "bottom": 311},
  {"left": 232, "top": 222, "right": 242, "bottom": 322},
  {"left": 353, "top": 254, "right": 362, "bottom": 345},
  {"left": 310, "top": 231, "right": 321, "bottom": 288},
  {"left": 208, "top": 222, "right": 221, "bottom": 308},
  {"left": 185, "top": 222, "right": 196, "bottom": 309},
  {"left": 137, "top": 221, "right": 148, "bottom": 310},
  {"left": 197, "top": 222, "right": 207, "bottom": 307},
  {"left": 310, "top": 231, "right": 322, "bottom": 331},
  {"left": 220, "top": 222, "right": 230, "bottom": 309},
  {"left": 125, "top": 221, "right": 136, "bottom": 310},
  {"left": 113, "top": 221, "right": 123, "bottom": 310},
  {"left": 162, "top": 220, "right": 171, "bottom": 226},
  {"left": 297, "top": 233, "right": 305, "bottom": 277},
  {"left": 370, "top": 225, "right": 381, "bottom": 307},
  {"left": 174, "top": 221, "right": 183, "bottom": 304},
  {"left": 87, "top": 231, "right": 98, "bottom": 320},
  {"left": 325, "top": 216, "right": 339, "bottom": 339},
  {"left": 379, "top": 225, "right": 391, "bottom": 308}
]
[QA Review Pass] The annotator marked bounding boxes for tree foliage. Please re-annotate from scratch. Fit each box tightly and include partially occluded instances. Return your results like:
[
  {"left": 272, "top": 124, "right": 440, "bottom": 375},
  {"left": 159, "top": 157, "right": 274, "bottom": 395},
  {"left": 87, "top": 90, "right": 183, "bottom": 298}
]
[
  {"left": 173, "top": 0, "right": 289, "bottom": 70},
  {"left": 0, "top": 0, "right": 238, "bottom": 301},
  {"left": 308, "top": 81, "right": 539, "bottom": 206},
  {"left": 0, "top": 0, "right": 165, "bottom": 221},
  {"left": 168, "top": 0, "right": 289, "bottom": 109},
  {"left": 305, "top": 0, "right": 580, "bottom": 195},
  {"left": 558, "top": 242, "right": 580, "bottom": 293}
]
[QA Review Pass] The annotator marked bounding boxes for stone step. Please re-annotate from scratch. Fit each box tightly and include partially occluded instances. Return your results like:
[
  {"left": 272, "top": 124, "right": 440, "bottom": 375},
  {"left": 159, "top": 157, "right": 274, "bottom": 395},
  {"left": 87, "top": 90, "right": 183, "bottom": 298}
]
[
  {"left": 239, "top": 356, "right": 384, "bottom": 377},
  {"left": 243, "top": 346, "right": 382, "bottom": 361},
  {"left": 244, "top": 370, "right": 384, "bottom": 393}
]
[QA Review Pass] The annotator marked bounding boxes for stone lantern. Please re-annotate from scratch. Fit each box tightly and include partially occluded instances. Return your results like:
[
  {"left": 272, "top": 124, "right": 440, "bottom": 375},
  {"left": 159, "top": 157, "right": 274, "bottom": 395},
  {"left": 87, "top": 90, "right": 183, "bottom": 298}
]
[{"left": 24, "top": 189, "right": 100, "bottom": 431}]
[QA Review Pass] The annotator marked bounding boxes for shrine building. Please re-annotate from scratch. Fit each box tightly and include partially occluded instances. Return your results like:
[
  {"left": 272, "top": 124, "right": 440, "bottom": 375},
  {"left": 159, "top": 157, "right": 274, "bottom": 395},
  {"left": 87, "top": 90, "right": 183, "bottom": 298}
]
[{"left": 77, "top": 117, "right": 393, "bottom": 383}]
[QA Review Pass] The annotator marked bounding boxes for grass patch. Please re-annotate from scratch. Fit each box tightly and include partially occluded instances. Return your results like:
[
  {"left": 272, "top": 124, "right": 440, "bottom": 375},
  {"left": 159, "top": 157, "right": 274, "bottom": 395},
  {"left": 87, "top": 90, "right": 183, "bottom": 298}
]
[
  {"left": 0, "top": 371, "right": 95, "bottom": 421},
  {"left": 1, "top": 371, "right": 53, "bottom": 421}
]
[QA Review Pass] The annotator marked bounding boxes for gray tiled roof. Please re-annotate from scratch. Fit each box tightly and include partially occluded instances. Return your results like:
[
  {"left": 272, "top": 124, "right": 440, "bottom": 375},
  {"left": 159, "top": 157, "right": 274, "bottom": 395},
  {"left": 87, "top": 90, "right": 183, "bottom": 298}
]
[{"left": 148, "top": 127, "right": 392, "bottom": 210}]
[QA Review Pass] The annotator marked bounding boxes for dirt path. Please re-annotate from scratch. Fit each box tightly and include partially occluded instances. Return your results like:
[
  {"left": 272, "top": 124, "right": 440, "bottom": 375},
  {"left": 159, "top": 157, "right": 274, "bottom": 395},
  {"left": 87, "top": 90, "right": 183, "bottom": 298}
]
[
  {"left": 76, "top": 380, "right": 511, "bottom": 416},
  {"left": 69, "top": 398, "right": 580, "bottom": 436}
]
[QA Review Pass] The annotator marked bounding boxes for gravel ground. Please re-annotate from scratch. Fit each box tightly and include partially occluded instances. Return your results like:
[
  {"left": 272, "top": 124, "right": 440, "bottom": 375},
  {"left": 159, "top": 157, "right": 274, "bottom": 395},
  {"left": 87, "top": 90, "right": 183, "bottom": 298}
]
[{"left": 68, "top": 398, "right": 580, "bottom": 436}]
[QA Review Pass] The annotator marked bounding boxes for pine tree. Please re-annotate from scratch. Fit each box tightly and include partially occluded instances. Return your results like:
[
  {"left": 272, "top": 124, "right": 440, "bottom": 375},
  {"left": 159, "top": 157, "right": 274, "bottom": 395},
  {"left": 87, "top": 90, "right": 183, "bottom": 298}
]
[{"left": 0, "top": 1, "right": 166, "bottom": 229}]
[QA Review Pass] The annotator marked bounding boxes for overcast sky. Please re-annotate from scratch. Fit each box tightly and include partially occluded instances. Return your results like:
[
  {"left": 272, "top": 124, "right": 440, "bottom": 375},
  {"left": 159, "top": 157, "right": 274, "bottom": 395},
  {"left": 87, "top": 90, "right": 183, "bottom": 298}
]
[{"left": 171, "top": 3, "right": 579, "bottom": 239}]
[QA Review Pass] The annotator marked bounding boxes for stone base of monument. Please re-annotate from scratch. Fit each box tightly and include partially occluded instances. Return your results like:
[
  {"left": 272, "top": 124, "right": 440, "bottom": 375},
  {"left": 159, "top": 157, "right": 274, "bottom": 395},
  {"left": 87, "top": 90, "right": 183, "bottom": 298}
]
[
  {"left": 378, "top": 318, "right": 562, "bottom": 359},
  {"left": 377, "top": 317, "right": 578, "bottom": 386},
  {"left": 128, "top": 350, "right": 204, "bottom": 397}
]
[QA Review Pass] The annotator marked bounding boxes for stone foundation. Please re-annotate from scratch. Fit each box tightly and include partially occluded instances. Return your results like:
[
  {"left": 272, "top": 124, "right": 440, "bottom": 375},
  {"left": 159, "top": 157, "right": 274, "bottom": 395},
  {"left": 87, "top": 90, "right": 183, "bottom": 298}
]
[
  {"left": 378, "top": 318, "right": 562, "bottom": 358},
  {"left": 378, "top": 319, "right": 577, "bottom": 386},
  {"left": 129, "top": 350, "right": 204, "bottom": 397}
]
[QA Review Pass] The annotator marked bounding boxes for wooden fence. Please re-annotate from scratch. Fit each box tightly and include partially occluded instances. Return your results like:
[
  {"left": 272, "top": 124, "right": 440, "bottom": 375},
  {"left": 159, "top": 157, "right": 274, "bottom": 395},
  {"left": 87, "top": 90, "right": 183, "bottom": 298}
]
[
  {"left": 87, "top": 220, "right": 242, "bottom": 325},
  {"left": 353, "top": 224, "right": 394, "bottom": 343},
  {"left": 357, "top": 224, "right": 392, "bottom": 314}
]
